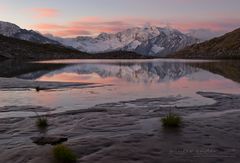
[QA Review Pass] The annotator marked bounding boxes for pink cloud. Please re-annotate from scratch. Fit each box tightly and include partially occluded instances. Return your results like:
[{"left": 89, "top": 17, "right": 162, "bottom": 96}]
[
  {"left": 31, "top": 17, "right": 133, "bottom": 37},
  {"left": 30, "top": 8, "right": 59, "bottom": 19},
  {"left": 34, "top": 24, "right": 66, "bottom": 30},
  {"left": 30, "top": 17, "right": 240, "bottom": 37}
]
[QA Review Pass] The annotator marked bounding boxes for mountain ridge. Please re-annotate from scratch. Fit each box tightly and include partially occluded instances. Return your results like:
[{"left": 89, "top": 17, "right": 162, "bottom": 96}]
[{"left": 0, "top": 21, "right": 59, "bottom": 45}]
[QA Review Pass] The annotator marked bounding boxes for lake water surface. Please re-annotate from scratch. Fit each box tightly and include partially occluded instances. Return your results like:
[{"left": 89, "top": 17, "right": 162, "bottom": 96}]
[{"left": 1, "top": 59, "right": 240, "bottom": 117}]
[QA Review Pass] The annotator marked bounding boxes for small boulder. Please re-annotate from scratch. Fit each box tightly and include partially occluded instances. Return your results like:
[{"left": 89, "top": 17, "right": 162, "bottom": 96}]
[{"left": 31, "top": 136, "right": 68, "bottom": 145}]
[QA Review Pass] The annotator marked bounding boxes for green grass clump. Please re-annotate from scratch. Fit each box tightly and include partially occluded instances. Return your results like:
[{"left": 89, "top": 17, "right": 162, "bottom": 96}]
[
  {"left": 36, "top": 116, "right": 49, "bottom": 129},
  {"left": 53, "top": 144, "right": 77, "bottom": 163},
  {"left": 161, "top": 113, "right": 182, "bottom": 128}
]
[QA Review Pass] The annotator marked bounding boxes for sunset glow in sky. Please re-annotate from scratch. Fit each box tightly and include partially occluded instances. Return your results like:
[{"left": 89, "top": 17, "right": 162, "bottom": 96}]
[{"left": 0, "top": 0, "right": 240, "bottom": 37}]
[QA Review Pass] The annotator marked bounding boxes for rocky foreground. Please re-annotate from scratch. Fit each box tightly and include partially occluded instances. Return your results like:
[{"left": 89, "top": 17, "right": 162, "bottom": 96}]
[{"left": 0, "top": 91, "right": 240, "bottom": 163}]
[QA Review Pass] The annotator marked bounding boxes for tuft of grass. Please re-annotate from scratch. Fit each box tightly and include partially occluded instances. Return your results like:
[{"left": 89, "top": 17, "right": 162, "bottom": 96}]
[
  {"left": 36, "top": 116, "right": 49, "bottom": 129},
  {"left": 161, "top": 113, "right": 182, "bottom": 128},
  {"left": 53, "top": 144, "right": 77, "bottom": 163}
]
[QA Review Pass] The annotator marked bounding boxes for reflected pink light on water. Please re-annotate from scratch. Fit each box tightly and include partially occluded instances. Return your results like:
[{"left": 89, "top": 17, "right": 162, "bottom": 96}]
[
  {"left": 36, "top": 71, "right": 240, "bottom": 96},
  {"left": 37, "top": 72, "right": 120, "bottom": 84}
]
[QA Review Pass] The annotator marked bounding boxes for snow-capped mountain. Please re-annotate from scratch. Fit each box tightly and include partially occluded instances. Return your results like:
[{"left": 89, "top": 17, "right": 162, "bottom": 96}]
[
  {"left": 0, "top": 21, "right": 59, "bottom": 44},
  {"left": 48, "top": 26, "right": 198, "bottom": 57},
  {"left": 134, "top": 29, "right": 198, "bottom": 56},
  {"left": 187, "top": 29, "right": 224, "bottom": 41}
]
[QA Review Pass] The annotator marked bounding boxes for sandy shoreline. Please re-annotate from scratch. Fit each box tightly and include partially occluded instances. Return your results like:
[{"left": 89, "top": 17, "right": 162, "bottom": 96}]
[{"left": 1, "top": 91, "right": 240, "bottom": 163}]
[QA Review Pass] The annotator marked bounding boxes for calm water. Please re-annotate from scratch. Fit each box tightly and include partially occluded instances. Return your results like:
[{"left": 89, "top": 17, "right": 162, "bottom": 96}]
[{"left": 1, "top": 59, "right": 240, "bottom": 117}]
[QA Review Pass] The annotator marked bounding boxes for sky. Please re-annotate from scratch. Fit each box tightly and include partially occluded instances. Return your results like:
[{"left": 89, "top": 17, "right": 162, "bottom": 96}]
[{"left": 0, "top": 0, "right": 240, "bottom": 37}]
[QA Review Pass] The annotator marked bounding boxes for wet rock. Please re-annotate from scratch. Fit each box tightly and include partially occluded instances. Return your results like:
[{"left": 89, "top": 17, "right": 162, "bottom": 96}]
[{"left": 31, "top": 136, "right": 68, "bottom": 145}]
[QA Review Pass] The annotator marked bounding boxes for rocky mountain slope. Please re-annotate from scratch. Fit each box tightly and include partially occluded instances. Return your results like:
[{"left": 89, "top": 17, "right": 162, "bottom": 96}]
[
  {"left": 0, "top": 21, "right": 59, "bottom": 44},
  {"left": 0, "top": 34, "right": 88, "bottom": 60},
  {"left": 171, "top": 28, "right": 240, "bottom": 59},
  {"left": 48, "top": 26, "right": 198, "bottom": 57}
]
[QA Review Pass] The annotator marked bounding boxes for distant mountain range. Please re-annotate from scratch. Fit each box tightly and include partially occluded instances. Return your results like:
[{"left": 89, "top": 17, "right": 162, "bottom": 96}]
[
  {"left": 0, "top": 21, "right": 200, "bottom": 59},
  {"left": 47, "top": 26, "right": 199, "bottom": 57},
  {"left": 171, "top": 28, "right": 240, "bottom": 59}
]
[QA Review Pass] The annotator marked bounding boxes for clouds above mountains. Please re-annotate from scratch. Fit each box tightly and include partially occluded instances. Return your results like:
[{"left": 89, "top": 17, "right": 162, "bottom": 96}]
[
  {"left": 0, "top": 0, "right": 239, "bottom": 37},
  {"left": 30, "top": 8, "right": 59, "bottom": 19},
  {"left": 31, "top": 17, "right": 240, "bottom": 38}
]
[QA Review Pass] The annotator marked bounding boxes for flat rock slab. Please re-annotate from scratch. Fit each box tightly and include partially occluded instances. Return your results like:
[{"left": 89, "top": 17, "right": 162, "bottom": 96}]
[{"left": 31, "top": 136, "right": 68, "bottom": 145}]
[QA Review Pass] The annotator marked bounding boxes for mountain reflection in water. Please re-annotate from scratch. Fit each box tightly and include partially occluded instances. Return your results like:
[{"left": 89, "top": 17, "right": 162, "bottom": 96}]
[{"left": 19, "top": 61, "right": 201, "bottom": 84}]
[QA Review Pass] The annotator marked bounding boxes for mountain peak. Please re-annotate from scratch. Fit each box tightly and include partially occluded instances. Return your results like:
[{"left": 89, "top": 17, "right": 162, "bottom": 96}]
[
  {"left": 0, "top": 21, "right": 21, "bottom": 37},
  {"left": 143, "top": 24, "right": 158, "bottom": 30}
]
